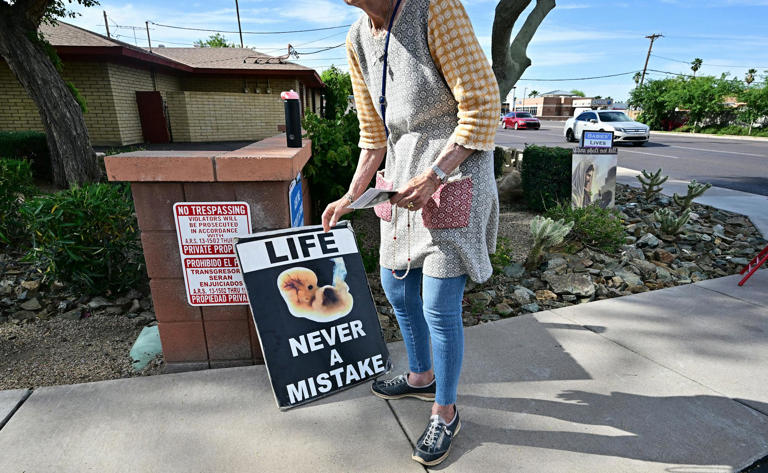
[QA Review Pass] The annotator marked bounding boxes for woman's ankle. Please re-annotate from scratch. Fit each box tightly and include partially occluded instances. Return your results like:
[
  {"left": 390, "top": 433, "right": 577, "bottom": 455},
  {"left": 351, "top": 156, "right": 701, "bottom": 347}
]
[{"left": 407, "top": 371, "right": 435, "bottom": 387}]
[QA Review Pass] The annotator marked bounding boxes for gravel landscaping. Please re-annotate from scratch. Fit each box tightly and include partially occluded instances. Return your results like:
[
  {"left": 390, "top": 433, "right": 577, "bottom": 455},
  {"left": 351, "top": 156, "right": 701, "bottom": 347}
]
[
  {"left": 355, "top": 183, "right": 767, "bottom": 338},
  {"left": 1, "top": 182, "right": 764, "bottom": 389}
]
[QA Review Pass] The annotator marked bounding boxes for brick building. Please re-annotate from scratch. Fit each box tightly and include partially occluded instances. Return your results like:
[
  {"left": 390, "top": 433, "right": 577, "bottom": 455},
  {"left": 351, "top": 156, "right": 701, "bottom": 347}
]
[
  {"left": 0, "top": 22, "right": 324, "bottom": 146},
  {"left": 504, "top": 90, "right": 580, "bottom": 118}
]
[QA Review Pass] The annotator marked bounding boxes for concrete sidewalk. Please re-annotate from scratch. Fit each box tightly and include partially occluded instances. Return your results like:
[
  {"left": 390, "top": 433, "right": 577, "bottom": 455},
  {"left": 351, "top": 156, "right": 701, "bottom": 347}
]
[
  {"left": 1, "top": 270, "right": 767, "bottom": 472},
  {"left": 618, "top": 166, "right": 768, "bottom": 236}
]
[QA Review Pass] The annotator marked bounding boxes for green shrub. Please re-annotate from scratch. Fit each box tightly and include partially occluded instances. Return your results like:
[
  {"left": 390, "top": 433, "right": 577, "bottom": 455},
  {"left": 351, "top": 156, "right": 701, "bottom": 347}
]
[
  {"left": 354, "top": 225, "right": 379, "bottom": 274},
  {"left": 0, "top": 159, "right": 37, "bottom": 245},
  {"left": 303, "top": 111, "right": 362, "bottom": 221},
  {"left": 0, "top": 131, "right": 50, "bottom": 179},
  {"left": 544, "top": 202, "right": 626, "bottom": 253},
  {"left": 21, "top": 182, "right": 146, "bottom": 295},
  {"left": 520, "top": 145, "right": 572, "bottom": 212},
  {"left": 490, "top": 236, "right": 514, "bottom": 273}
]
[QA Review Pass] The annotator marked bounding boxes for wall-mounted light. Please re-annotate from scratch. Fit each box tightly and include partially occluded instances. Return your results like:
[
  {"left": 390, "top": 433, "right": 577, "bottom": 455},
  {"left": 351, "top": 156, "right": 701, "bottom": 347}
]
[{"left": 266, "top": 79, "right": 272, "bottom": 94}]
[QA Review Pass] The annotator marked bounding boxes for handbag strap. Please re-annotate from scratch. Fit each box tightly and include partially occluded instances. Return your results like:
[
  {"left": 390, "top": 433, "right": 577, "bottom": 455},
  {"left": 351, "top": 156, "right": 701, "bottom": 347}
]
[{"left": 379, "top": 0, "right": 403, "bottom": 139}]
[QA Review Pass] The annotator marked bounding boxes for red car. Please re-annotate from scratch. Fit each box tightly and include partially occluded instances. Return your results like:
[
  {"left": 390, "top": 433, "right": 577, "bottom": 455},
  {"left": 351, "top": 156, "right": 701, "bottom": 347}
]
[{"left": 501, "top": 112, "right": 540, "bottom": 130}]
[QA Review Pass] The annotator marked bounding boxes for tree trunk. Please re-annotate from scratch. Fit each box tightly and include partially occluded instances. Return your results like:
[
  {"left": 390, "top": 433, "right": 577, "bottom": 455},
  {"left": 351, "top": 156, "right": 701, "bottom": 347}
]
[
  {"left": 492, "top": 0, "right": 556, "bottom": 101},
  {"left": 0, "top": 14, "right": 101, "bottom": 188}
]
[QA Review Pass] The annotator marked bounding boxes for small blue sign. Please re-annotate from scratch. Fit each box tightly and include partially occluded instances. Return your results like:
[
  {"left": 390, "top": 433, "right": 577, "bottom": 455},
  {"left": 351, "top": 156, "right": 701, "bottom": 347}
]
[
  {"left": 581, "top": 131, "right": 614, "bottom": 148},
  {"left": 289, "top": 172, "right": 304, "bottom": 227}
]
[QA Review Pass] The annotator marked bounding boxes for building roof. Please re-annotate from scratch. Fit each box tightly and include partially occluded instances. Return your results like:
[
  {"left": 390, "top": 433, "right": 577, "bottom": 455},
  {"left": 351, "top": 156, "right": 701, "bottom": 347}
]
[
  {"left": 541, "top": 90, "right": 578, "bottom": 96},
  {"left": 150, "top": 47, "right": 312, "bottom": 72},
  {"left": 37, "top": 21, "right": 324, "bottom": 87}
]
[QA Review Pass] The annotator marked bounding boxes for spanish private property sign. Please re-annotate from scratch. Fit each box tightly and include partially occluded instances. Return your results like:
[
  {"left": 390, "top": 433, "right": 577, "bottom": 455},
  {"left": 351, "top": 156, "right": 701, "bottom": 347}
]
[
  {"left": 234, "top": 222, "right": 391, "bottom": 409},
  {"left": 580, "top": 130, "right": 614, "bottom": 148},
  {"left": 173, "top": 202, "right": 252, "bottom": 306}
]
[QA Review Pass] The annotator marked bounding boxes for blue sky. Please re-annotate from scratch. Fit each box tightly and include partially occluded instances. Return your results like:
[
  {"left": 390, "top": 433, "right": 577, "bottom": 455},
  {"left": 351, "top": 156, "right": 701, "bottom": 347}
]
[{"left": 66, "top": 0, "right": 768, "bottom": 102}]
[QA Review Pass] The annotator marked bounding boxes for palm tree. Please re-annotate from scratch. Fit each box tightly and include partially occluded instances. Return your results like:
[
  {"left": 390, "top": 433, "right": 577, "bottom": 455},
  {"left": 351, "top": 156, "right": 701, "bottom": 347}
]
[
  {"left": 633, "top": 72, "right": 642, "bottom": 86},
  {"left": 529, "top": 90, "right": 539, "bottom": 98},
  {"left": 745, "top": 68, "right": 757, "bottom": 85},
  {"left": 691, "top": 58, "right": 703, "bottom": 77}
]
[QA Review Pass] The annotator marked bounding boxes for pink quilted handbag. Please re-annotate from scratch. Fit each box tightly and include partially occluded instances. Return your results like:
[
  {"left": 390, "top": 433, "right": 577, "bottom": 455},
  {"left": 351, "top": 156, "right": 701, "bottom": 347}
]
[
  {"left": 373, "top": 170, "right": 393, "bottom": 222},
  {"left": 422, "top": 176, "right": 473, "bottom": 229}
]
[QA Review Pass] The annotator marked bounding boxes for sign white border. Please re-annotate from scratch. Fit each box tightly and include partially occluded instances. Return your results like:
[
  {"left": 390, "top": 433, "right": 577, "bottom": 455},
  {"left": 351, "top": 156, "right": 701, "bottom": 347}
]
[{"left": 173, "top": 201, "right": 253, "bottom": 306}]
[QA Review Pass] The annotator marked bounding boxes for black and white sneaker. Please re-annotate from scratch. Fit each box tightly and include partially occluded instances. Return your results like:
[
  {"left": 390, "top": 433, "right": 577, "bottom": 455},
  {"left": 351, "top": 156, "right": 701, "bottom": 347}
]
[
  {"left": 370, "top": 372, "right": 436, "bottom": 401},
  {"left": 412, "top": 408, "right": 461, "bottom": 466}
]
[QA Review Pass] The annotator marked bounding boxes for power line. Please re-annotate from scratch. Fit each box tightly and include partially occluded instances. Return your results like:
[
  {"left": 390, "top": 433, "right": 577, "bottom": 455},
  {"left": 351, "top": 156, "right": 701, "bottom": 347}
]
[
  {"left": 294, "top": 43, "right": 344, "bottom": 55},
  {"left": 148, "top": 21, "right": 352, "bottom": 35},
  {"left": 650, "top": 54, "right": 768, "bottom": 70},
  {"left": 518, "top": 70, "right": 640, "bottom": 82}
]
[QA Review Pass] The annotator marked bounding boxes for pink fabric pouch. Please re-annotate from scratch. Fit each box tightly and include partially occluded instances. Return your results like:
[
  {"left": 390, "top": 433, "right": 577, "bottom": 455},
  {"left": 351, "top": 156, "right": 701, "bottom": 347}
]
[
  {"left": 373, "top": 170, "right": 393, "bottom": 222},
  {"left": 422, "top": 176, "right": 473, "bottom": 229}
]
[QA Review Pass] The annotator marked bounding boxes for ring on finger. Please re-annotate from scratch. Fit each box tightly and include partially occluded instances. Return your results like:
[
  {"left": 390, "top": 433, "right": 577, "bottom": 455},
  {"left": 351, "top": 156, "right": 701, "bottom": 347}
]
[{"left": 407, "top": 201, "right": 415, "bottom": 210}]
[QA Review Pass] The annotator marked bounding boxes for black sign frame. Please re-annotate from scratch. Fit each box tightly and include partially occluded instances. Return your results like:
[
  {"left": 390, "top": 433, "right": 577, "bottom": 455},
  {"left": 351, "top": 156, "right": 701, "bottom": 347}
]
[{"left": 234, "top": 221, "right": 391, "bottom": 409}]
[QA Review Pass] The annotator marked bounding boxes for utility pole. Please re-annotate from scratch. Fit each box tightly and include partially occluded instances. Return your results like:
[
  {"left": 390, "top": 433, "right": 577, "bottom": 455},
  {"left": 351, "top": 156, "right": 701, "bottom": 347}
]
[
  {"left": 145, "top": 21, "right": 152, "bottom": 52},
  {"left": 640, "top": 33, "right": 662, "bottom": 87},
  {"left": 235, "top": 0, "right": 244, "bottom": 48},
  {"left": 103, "top": 10, "right": 110, "bottom": 38}
]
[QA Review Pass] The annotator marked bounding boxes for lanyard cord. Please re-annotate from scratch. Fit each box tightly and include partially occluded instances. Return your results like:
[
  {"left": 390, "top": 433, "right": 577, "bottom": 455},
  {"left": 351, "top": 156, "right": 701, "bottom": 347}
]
[{"left": 379, "top": 0, "right": 403, "bottom": 138}]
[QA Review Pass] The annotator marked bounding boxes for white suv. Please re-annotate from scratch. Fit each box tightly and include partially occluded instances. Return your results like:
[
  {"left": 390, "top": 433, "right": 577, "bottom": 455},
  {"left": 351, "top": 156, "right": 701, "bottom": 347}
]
[{"left": 564, "top": 110, "right": 650, "bottom": 146}]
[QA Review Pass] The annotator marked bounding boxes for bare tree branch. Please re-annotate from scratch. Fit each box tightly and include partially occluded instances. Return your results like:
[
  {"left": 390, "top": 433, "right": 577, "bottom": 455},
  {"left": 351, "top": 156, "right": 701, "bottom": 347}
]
[{"left": 492, "top": 0, "right": 556, "bottom": 101}]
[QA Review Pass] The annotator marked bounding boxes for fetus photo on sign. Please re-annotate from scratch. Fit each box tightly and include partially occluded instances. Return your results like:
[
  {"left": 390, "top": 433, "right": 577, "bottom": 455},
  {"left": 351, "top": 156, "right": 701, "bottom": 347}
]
[{"left": 276, "top": 257, "right": 354, "bottom": 323}]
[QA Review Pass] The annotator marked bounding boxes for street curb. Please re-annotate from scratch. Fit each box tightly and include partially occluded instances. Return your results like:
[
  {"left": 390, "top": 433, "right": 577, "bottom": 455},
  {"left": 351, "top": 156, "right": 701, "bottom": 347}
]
[{"left": 650, "top": 131, "right": 768, "bottom": 143}]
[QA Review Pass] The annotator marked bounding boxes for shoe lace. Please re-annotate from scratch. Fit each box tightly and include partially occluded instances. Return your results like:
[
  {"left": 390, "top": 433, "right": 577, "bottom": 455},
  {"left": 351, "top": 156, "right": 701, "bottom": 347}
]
[
  {"left": 422, "top": 416, "right": 443, "bottom": 447},
  {"left": 382, "top": 374, "right": 407, "bottom": 387}
]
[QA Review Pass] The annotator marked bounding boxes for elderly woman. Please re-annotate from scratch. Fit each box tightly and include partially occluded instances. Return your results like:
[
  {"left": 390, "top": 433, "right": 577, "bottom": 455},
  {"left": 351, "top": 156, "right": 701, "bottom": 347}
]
[{"left": 322, "top": 0, "right": 499, "bottom": 465}]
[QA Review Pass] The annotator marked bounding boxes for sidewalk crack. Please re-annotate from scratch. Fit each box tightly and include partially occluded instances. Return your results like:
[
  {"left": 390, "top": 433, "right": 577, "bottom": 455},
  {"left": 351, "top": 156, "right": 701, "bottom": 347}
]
[
  {"left": 385, "top": 400, "right": 428, "bottom": 472},
  {"left": 0, "top": 388, "right": 33, "bottom": 432}
]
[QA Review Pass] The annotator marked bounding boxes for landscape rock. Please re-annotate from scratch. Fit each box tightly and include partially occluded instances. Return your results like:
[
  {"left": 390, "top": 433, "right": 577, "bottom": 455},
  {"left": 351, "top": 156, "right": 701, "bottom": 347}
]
[
  {"left": 61, "top": 308, "right": 83, "bottom": 320},
  {"left": 480, "top": 312, "right": 501, "bottom": 322},
  {"left": 546, "top": 256, "right": 568, "bottom": 272},
  {"left": 513, "top": 287, "right": 534, "bottom": 305},
  {"left": 520, "top": 303, "right": 540, "bottom": 313},
  {"left": 88, "top": 297, "right": 111, "bottom": 309},
  {"left": 614, "top": 269, "right": 643, "bottom": 287},
  {"left": 502, "top": 263, "right": 525, "bottom": 278},
  {"left": 11, "top": 310, "right": 36, "bottom": 321},
  {"left": 654, "top": 249, "right": 677, "bottom": 264},
  {"left": 127, "top": 299, "right": 141, "bottom": 315},
  {"left": 495, "top": 303, "right": 514, "bottom": 316},
  {"left": 467, "top": 291, "right": 493, "bottom": 307},
  {"left": 535, "top": 290, "right": 557, "bottom": 301},
  {"left": 20, "top": 298, "right": 42, "bottom": 311},
  {"left": 637, "top": 233, "right": 661, "bottom": 248},
  {"left": 20, "top": 280, "right": 41, "bottom": 292},
  {"left": 544, "top": 273, "right": 595, "bottom": 297}
]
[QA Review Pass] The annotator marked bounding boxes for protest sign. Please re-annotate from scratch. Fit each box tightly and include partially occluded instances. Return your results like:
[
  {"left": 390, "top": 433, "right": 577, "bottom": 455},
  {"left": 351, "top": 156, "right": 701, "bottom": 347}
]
[
  {"left": 234, "top": 222, "right": 391, "bottom": 409},
  {"left": 572, "top": 150, "right": 618, "bottom": 209},
  {"left": 173, "top": 202, "right": 252, "bottom": 306}
]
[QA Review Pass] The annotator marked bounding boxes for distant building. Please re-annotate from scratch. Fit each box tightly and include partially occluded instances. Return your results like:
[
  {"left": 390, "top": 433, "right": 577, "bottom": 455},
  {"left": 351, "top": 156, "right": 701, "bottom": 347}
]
[
  {"left": 503, "top": 91, "right": 627, "bottom": 118},
  {"left": 0, "top": 22, "right": 325, "bottom": 146}
]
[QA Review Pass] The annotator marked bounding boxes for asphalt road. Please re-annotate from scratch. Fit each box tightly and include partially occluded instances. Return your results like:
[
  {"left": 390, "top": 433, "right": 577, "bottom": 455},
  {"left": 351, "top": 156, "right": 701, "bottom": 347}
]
[{"left": 496, "top": 120, "right": 768, "bottom": 196}]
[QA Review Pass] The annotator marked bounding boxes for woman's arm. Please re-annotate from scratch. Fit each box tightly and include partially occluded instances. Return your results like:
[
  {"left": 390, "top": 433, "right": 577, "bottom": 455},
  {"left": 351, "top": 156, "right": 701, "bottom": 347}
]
[
  {"left": 322, "top": 35, "right": 389, "bottom": 232},
  {"left": 392, "top": 0, "right": 500, "bottom": 209},
  {"left": 322, "top": 147, "right": 386, "bottom": 232}
]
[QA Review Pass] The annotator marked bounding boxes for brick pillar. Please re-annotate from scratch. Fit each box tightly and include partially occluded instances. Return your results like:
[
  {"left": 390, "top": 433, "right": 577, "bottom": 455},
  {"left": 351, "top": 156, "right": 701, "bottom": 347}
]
[{"left": 105, "top": 135, "right": 312, "bottom": 373}]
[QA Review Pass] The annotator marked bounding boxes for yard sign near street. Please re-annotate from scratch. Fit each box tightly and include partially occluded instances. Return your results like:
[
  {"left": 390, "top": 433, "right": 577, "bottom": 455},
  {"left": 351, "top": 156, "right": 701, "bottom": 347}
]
[
  {"left": 580, "top": 130, "right": 614, "bottom": 148},
  {"left": 234, "top": 222, "right": 391, "bottom": 409},
  {"left": 173, "top": 202, "right": 252, "bottom": 306}
]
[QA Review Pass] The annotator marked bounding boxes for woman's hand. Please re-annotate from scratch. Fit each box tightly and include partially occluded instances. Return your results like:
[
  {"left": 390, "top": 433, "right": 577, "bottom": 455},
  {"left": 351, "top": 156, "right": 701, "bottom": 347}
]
[
  {"left": 391, "top": 171, "right": 440, "bottom": 211},
  {"left": 322, "top": 197, "right": 354, "bottom": 232}
]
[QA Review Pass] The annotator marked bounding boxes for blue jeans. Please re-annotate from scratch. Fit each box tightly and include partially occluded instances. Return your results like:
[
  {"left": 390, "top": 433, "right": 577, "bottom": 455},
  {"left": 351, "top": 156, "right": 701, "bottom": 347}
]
[{"left": 380, "top": 266, "right": 466, "bottom": 406}]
